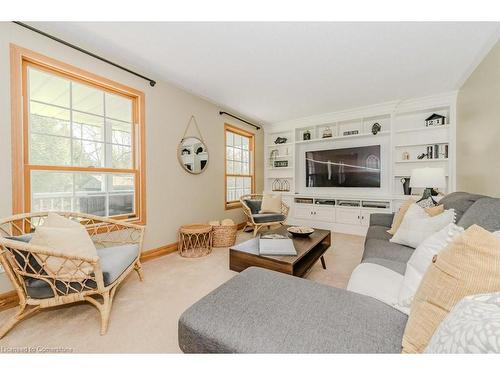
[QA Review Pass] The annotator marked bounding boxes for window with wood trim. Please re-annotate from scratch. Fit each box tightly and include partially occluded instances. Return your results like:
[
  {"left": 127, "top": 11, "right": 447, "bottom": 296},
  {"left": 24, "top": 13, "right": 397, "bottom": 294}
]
[
  {"left": 225, "top": 124, "right": 255, "bottom": 209},
  {"left": 11, "top": 45, "right": 146, "bottom": 223}
]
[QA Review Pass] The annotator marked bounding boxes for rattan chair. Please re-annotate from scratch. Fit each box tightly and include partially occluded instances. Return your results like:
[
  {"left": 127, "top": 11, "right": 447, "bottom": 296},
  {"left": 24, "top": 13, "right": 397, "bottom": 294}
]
[
  {"left": 0, "top": 212, "right": 145, "bottom": 339},
  {"left": 240, "top": 194, "right": 289, "bottom": 236}
]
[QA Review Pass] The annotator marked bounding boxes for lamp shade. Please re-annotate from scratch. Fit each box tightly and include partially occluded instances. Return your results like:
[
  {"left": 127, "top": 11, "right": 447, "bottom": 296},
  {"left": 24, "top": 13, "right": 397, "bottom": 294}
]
[{"left": 410, "top": 167, "right": 446, "bottom": 188}]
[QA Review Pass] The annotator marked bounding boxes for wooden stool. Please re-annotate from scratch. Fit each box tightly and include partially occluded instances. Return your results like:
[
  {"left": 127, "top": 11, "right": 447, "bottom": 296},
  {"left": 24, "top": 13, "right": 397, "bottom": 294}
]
[{"left": 178, "top": 224, "right": 213, "bottom": 258}]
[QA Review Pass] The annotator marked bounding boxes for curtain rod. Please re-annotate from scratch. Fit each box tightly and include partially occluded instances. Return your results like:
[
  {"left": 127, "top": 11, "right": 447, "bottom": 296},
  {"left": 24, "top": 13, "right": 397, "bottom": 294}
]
[
  {"left": 13, "top": 21, "right": 157, "bottom": 87},
  {"left": 219, "top": 111, "right": 261, "bottom": 130}
]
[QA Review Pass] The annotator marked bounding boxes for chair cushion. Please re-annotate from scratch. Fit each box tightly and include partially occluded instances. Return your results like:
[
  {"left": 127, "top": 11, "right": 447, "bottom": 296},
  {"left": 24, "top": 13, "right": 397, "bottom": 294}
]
[
  {"left": 244, "top": 199, "right": 262, "bottom": 214},
  {"left": 252, "top": 213, "right": 286, "bottom": 223},
  {"left": 363, "top": 237, "right": 414, "bottom": 265},
  {"left": 457, "top": 197, "right": 500, "bottom": 231},
  {"left": 3, "top": 234, "right": 43, "bottom": 274},
  {"left": 25, "top": 244, "right": 140, "bottom": 299}
]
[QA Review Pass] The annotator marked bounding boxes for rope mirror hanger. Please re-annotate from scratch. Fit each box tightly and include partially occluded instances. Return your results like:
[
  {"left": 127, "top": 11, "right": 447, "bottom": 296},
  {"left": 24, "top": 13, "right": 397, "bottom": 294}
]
[{"left": 178, "top": 115, "right": 209, "bottom": 175}]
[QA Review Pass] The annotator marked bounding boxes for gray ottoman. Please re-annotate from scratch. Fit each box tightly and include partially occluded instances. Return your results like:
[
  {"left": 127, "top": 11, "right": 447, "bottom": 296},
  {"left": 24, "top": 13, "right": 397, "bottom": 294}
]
[{"left": 178, "top": 267, "right": 407, "bottom": 353}]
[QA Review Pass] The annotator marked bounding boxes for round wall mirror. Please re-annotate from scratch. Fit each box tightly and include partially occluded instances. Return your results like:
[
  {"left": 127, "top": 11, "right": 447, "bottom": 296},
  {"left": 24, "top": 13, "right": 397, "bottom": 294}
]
[{"left": 178, "top": 137, "right": 209, "bottom": 174}]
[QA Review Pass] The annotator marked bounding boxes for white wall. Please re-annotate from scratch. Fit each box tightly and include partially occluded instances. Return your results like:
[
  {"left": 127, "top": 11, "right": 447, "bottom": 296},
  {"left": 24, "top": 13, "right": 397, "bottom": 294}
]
[{"left": 0, "top": 22, "right": 264, "bottom": 292}]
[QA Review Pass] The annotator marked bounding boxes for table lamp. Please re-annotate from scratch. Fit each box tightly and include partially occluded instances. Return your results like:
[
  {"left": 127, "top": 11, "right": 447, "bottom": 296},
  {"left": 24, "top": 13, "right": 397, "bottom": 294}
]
[{"left": 410, "top": 167, "right": 446, "bottom": 204}]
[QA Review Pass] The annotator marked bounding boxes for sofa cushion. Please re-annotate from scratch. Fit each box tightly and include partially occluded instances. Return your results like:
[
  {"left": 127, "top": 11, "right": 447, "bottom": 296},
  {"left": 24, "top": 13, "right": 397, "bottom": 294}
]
[
  {"left": 252, "top": 213, "right": 285, "bottom": 223},
  {"left": 457, "top": 197, "right": 500, "bottom": 231},
  {"left": 363, "top": 237, "right": 414, "bottom": 265},
  {"left": 25, "top": 244, "right": 139, "bottom": 299},
  {"left": 439, "top": 191, "right": 485, "bottom": 223},
  {"left": 369, "top": 213, "right": 394, "bottom": 228},
  {"left": 244, "top": 199, "right": 262, "bottom": 214},
  {"left": 366, "top": 225, "right": 393, "bottom": 241},
  {"left": 178, "top": 267, "right": 408, "bottom": 353},
  {"left": 361, "top": 258, "right": 407, "bottom": 275}
]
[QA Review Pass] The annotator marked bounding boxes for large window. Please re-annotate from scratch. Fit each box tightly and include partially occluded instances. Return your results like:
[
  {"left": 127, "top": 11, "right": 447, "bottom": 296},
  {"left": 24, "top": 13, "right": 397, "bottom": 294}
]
[
  {"left": 11, "top": 46, "right": 146, "bottom": 222},
  {"left": 225, "top": 124, "right": 255, "bottom": 209}
]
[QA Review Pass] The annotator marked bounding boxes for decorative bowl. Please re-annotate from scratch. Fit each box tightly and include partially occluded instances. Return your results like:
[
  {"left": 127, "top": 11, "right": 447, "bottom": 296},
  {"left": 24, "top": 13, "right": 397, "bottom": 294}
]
[{"left": 287, "top": 226, "right": 315, "bottom": 238}]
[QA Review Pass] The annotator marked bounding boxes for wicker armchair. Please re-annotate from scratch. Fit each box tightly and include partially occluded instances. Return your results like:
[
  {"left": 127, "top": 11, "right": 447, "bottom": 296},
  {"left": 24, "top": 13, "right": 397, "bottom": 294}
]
[
  {"left": 240, "top": 194, "right": 289, "bottom": 236},
  {"left": 0, "top": 212, "right": 145, "bottom": 339}
]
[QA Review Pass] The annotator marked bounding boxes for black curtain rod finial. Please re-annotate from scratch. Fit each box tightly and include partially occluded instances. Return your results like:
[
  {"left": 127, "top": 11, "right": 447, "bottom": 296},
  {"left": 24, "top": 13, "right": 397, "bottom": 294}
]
[{"left": 219, "top": 111, "right": 261, "bottom": 130}]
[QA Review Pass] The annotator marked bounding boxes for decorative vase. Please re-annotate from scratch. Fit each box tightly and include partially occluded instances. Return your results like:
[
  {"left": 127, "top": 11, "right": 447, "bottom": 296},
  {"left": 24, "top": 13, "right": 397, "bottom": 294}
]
[
  {"left": 401, "top": 177, "right": 412, "bottom": 195},
  {"left": 371, "top": 122, "right": 381, "bottom": 135},
  {"left": 303, "top": 130, "right": 311, "bottom": 141}
]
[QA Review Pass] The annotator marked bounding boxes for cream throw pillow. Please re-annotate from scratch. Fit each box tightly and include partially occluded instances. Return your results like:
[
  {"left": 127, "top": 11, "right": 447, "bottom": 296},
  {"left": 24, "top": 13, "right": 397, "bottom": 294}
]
[
  {"left": 31, "top": 213, "right": 98, "bottom": 279},
  {"left": 259, "top": 194, "right": 282, "bottom": 214},
  {"left": 425, "top": 204, "right": 444, "bottom": 217},
  {"left": 402, "top": 225, "right": 500, "bottom": 353},
  {"left": 390, "top": 204, "right": 455, "bottom": 248}
]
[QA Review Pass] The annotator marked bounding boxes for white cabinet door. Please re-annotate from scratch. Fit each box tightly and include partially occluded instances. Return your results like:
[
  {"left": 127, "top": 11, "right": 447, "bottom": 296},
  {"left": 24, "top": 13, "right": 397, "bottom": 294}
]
[
  {"left": 294, "top": 205, "right": 314, "bottom": 220},
  {"left": 312, "top": 206, "right": 335, "bottom": 222},
  {"left": 336, "top": 207, "right": 361, "bottom": 225},
  {"left": 359, "top": 209, "right": 371, "bottom": 226}
]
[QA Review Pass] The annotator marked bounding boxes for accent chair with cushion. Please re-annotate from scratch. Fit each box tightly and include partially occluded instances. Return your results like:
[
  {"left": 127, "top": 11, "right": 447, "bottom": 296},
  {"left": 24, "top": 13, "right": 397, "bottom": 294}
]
[
  {"left": 0, "top": 212, "right": 145, "bottom": 338},
  {"left": 240, "top": 194, "right": 289, "bottom": 236}
]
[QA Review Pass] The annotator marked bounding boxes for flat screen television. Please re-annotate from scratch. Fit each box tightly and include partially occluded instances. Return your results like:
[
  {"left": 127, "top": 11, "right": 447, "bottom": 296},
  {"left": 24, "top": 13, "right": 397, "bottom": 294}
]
[{"left": 305, "top": 145, "right": 381, "bottom": 188}]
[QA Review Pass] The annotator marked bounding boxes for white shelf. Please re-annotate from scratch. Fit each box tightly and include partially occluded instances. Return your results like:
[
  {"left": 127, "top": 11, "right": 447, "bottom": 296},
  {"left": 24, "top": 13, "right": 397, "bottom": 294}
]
[
  {"left": 395, "top": 158, "right": 448, "bottom": 164},
  {"left": 266, "top": 143, "right": 293, "bottom": 147},
  {"left": 395, "top": 125, "right": 450, "bottom": 134},
  {"left": 267, "top": 167, "right": 294, "bottom": 170},
  {"left": 395, "top": 141, "right": 449, "bottom": 148},
  {"left": 266, "top": 176, "right": 294, "bottom": 179},
  {"left": 294, "top": 131, "right": 389, "bottom": 144}
]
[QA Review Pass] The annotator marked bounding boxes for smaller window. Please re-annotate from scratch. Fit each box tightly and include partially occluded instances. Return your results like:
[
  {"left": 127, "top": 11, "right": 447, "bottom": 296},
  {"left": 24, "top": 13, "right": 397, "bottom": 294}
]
[{"left": 225, "top": 124, "right": 255, "bottom": 209}]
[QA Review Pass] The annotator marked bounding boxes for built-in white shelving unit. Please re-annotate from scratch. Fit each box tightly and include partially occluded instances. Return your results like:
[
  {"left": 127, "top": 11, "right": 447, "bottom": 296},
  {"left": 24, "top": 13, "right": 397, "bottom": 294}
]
[{"left": 263, "top": 92, "right": 457, "bottom": 235}]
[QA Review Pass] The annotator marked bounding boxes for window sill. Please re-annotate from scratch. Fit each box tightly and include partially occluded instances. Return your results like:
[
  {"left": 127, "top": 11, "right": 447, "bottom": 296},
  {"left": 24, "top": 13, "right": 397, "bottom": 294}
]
[{"left": 225, "top": 202, "right": 242, "bottom": 210}]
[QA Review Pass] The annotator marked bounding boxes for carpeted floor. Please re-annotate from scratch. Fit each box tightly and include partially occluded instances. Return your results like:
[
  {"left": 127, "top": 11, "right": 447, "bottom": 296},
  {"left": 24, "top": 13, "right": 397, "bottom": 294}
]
[{"left": 0, "top": 231, "right": 364, "bottom": 353}]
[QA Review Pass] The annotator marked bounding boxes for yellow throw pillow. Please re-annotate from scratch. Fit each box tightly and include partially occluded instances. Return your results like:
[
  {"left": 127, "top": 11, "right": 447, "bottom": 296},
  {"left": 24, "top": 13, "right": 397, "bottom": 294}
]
[
  {"left": 387, "top": 198, "right": 416, "bottom": 235},
  {"left": 425, "top": 204, "right": 444, "bottom": 217},
  {"left": 259, "top": 194, "right": 282, "bottom": 214},
  {"left": 401, "top": 225, "right": 500, "bottom": 353}
]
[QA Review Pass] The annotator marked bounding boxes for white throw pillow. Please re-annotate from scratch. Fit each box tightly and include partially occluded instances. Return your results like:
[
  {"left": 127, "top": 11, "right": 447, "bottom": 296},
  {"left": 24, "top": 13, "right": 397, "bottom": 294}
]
[
  {"left": 390, "top": 204, "right": 455, "bottom": 248},
  {"left": 347, "top": 263, "right": 406, "bottom": 314},
  {"left": 425, "top": 292, "right": 500, "bottom": 353},
  {"left": 31, "top": 213, "right": 98, "bottom": 279},
  {"left": 259, "top": 194, "right": 282, "bottom": 214},
  {"left": 397, "top": 223, "right": 465, "bottom": 310}
]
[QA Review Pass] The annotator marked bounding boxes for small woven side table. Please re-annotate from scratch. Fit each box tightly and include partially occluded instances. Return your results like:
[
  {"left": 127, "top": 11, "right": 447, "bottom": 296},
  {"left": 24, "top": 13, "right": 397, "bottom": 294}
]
[{"left": 178, "top": 224, "right": 213, "bottom": 258}]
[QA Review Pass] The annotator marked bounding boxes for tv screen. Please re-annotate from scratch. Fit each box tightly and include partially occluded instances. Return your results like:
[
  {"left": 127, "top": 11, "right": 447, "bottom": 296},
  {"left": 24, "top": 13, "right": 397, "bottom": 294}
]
[{"left": 305, "top": 145, "right": 381, "bottom": 188}]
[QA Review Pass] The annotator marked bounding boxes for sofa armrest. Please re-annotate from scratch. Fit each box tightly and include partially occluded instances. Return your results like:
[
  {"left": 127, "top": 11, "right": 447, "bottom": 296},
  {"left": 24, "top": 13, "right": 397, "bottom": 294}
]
[{"left": 369, "top": 213, "right": 394, "bottom": 228}]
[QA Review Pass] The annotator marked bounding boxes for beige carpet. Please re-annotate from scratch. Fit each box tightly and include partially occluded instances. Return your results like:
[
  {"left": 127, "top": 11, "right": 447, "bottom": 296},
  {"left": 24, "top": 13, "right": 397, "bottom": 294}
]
[{"left": 0, "top": 231, "right": 364, "bottom": 353}]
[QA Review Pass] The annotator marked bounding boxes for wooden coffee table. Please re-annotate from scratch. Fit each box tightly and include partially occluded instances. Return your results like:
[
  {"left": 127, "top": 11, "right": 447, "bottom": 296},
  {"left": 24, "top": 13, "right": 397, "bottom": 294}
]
[{"left": 229, "top": 226, "right": 331, "bottom": 277}]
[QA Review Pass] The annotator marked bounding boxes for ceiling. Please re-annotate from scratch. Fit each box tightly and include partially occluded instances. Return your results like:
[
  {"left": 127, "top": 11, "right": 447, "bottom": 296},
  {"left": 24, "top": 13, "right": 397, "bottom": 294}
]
[{"left": 28, "top": 22, "right": 500, "bottom": 124}]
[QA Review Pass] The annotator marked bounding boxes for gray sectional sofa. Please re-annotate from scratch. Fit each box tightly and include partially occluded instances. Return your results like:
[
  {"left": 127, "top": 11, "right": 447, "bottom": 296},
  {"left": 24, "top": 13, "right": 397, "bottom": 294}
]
[{"left": 178, "top": 192, "right": 500, "bottom": 353}]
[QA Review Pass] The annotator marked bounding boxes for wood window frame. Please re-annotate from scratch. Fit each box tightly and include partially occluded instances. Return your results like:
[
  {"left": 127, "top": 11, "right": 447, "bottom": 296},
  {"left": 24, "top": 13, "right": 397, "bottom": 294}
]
[
  {"left": 224, "top": 123, "right": 255, "bottom": 210},
  {"left": 10, "top": 44, "right": 147, "bottom": 224}
]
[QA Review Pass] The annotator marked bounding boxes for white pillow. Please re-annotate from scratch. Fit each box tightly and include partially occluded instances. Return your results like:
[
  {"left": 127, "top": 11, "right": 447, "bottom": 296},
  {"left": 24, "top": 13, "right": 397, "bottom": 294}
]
[
  {"left": 390, "top": 204, "right": 455, "bottom": 248},
  {"left": 31, "top": 213, "right": 98, "bottom": 279},
  {"left": 259, "top": 194, "right": 282, "bottom": 214},
  {"left": 397, "top": 223, "right": 465, "bottom": 310}
]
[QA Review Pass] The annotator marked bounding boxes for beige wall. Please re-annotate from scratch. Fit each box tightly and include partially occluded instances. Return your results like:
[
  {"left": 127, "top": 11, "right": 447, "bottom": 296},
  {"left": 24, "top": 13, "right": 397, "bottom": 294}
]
[
  {"left": 0, "top": 22, "right": 263, "bottom": 293},
  {"left": 457, "top": 40, "right": 500, "bottom": 196}
]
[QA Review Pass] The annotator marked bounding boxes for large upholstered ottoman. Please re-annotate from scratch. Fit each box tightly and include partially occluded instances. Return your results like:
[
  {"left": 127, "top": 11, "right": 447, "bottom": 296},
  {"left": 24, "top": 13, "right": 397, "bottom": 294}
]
[{"left": 178, "top": 267, "right": 407, "bottom": 353}]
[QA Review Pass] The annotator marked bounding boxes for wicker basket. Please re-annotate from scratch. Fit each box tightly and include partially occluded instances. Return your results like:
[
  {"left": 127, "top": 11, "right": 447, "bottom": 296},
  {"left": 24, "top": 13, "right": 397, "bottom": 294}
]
[{"left": 212, "top": 224, "right": 238, "bottom": 247}]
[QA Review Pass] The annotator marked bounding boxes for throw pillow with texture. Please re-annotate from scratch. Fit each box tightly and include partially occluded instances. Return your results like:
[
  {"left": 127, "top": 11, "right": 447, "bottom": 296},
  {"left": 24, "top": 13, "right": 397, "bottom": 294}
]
[
  {"left": 390, "top": 204, "right": 455, "bottom": 248},
  {"left": 425, "top": 292, "right": 500, "bottom": 353},
  {"left": 402, "top": 225, "right": 500, "bottom": 353},
  {"left": 387, "top": 198, "right": 417, "bottom": 235},
  {"left": 259, "top": 194, "right": 282, "bottom": 214},
  {"left": 416, "top": 197, "right": 435, "bottom": 209},
  {"left": 397, "top": 223, "right": 465, "bottom": 311},
  {"left": 30, "top": 213, "right": 98, "bottom": 279}
]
